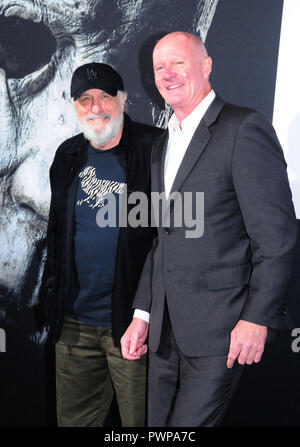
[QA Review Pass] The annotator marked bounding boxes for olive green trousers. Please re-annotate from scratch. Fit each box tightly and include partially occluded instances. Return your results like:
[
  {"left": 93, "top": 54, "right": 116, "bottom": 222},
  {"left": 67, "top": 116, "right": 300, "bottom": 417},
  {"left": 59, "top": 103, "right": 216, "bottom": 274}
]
[{"left": 55, "top": 317, "right": 147, "bottom": 427}]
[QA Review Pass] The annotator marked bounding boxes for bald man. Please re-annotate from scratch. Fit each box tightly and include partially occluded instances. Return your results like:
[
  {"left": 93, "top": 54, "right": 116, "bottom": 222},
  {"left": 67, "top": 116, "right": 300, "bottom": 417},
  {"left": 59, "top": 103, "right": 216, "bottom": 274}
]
[{"left": 121, "top": 32, "right": 297, "bottom": 427}]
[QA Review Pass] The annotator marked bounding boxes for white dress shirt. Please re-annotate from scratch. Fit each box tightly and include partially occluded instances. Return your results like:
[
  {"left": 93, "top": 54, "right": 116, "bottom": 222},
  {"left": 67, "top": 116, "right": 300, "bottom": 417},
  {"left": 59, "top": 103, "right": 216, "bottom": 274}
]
[
  {"left": 164, "top": 89, "right": 216, "bottom": 198},
  {"left": 133, "top": 90, "right": 216, "bottom": 324}
]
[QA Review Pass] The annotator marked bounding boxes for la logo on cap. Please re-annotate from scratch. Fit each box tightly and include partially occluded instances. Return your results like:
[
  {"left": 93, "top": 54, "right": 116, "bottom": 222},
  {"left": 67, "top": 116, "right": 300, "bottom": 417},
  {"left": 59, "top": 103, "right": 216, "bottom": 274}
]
[{"left": 87, "top": 68, "right": 99, "bottom": 81}]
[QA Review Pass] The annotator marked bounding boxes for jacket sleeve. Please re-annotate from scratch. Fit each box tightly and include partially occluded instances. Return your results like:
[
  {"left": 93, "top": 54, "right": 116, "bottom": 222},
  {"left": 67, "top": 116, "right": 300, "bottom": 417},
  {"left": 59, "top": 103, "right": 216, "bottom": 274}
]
[
  {"left": 40, "top": 150, "right": 61, "bottom": 296},
  {"left": 132, "top": 234, "right": 158, "bottom": 313},
  {"left": 231, "top": 111, "right": 297, "bottom": 328}
]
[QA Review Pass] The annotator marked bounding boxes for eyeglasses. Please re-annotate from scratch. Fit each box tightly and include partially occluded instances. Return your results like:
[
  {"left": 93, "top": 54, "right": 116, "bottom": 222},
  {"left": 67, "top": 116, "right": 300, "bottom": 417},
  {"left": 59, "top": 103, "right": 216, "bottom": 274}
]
[{"left": 77, "top": 92, "right": 115, "bottom": 108}]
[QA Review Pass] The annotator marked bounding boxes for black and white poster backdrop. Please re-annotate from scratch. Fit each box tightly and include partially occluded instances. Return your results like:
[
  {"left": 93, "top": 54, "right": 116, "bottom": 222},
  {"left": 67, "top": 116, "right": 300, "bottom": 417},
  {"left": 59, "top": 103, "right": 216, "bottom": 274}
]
[
  {"left": 0, "top": 0, "right": 299, "bottom": 427},
  {"left": 273, "top": 0, "right": 300, "bottom": 218},
  {"left": 0, "top": 0, "right": 218, "bottom": 339}
]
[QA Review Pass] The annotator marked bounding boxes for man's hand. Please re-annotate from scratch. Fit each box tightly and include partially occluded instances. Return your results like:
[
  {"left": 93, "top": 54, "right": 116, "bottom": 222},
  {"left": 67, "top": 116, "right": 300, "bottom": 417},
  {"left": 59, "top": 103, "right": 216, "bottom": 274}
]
[
  {"left": 121, "top": 318, "right": 149, "bottom": 360},
  {"left": 227, "top": 320, "right": 267, "bottom": 369}
]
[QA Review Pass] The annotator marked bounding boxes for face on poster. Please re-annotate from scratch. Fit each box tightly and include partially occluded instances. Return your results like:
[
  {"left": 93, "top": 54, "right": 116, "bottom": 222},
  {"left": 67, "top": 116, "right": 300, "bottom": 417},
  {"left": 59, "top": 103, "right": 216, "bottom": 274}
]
[{"left": 0, "top": 0, "right": 218, "bottom": 336}]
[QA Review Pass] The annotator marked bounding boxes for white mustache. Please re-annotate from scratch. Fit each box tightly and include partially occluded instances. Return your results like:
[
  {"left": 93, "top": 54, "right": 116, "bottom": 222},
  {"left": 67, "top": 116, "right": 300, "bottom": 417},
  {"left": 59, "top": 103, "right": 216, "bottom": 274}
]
[{"left": 86, "top": 113, "right": 111, "bottom": 121}]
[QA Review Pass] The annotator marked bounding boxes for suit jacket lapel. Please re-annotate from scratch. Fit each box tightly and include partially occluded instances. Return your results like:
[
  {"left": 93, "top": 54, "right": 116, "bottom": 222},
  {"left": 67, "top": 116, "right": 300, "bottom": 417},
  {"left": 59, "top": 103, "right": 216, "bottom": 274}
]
[
  {"left": 169, "top": 95, "right": 225, "bottom": 197},
  {"left": 169, "top": 120, "right": 211, "bottom": 196}
]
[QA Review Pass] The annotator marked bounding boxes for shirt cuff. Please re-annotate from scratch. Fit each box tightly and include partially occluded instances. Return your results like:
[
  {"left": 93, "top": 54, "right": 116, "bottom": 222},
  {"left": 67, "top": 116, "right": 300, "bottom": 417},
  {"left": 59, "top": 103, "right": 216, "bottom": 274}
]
[{"left": 133, "top": 309, "right": 150, "bottom": 323}]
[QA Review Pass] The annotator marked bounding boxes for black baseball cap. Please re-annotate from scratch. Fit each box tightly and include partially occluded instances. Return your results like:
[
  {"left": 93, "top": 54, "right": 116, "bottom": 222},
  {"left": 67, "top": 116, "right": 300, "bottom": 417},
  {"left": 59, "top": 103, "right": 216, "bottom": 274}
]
[{"left": 70, "top": 62, "right": 124, "bottom": 100}]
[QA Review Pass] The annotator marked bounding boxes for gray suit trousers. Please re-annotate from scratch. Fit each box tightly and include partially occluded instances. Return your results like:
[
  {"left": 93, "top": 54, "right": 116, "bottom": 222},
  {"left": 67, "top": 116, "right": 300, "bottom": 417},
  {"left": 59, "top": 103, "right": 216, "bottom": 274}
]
[{"left": 147, "top": 305, "right": 243, "bottom": 427}]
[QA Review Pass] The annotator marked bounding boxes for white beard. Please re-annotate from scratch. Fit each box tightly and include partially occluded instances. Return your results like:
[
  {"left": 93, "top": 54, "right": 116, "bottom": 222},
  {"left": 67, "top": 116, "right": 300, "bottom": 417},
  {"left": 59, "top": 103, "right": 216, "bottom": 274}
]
[{"left": 78, "top": 111, "right": 124, "bottom": 147}]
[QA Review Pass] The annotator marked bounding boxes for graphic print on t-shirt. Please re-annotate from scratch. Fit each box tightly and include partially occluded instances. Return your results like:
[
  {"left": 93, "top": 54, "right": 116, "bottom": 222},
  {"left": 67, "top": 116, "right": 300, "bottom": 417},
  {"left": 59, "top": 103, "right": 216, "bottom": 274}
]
[
  {"left": 68, "top": 144, "right": 126, "bottom": 328},
  {"left": 77, "top": 165, "right": 126, "bottom": 209}
]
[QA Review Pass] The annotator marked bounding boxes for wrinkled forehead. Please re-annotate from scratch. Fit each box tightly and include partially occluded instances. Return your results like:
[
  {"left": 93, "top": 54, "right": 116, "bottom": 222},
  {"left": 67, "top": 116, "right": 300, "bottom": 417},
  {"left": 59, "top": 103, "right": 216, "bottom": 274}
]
[
  {"left": 0, "top": 0, "right": 105, "bottom": 28},
  {"left": 0, "top": 0, "right": 146, "bottom": 31},
  {"left": 0, "top": 1, "right": 212, "bottom": 37}
]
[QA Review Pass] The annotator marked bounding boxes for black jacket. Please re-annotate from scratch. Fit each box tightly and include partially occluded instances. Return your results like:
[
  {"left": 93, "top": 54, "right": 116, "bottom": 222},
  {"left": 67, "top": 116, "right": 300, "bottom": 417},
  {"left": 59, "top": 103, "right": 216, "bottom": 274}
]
[{"left": 42, "top": 114, "right": 162, "bottom": 345}]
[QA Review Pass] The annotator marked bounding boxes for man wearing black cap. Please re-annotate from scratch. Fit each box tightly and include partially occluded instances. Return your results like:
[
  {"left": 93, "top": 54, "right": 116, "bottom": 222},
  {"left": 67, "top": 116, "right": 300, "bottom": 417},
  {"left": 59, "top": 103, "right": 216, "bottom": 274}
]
[{"left": 42, "top": 62, "right": 161, "bottom": 427}]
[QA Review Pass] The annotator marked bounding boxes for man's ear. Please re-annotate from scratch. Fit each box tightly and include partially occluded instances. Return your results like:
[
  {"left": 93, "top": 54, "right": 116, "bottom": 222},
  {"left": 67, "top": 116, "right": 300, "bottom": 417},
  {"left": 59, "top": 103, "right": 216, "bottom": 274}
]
[
  {"left": 122, "top": 92, "right": 128, "bottom": 112},
  {"left": 202, "top": 56, "right": 212, "bottom": 79}
]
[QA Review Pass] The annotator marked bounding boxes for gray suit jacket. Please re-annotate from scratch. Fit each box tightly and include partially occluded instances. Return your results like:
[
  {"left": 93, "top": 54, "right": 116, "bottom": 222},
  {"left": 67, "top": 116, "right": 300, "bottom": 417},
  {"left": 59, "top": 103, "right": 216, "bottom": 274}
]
[{"left": 133, "top": 95, "right": 297, "bottom": 357}]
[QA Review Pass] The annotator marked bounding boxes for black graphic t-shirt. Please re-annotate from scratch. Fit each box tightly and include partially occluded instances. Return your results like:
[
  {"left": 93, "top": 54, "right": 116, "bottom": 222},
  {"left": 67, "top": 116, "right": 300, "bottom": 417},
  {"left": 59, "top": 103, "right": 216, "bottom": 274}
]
[{"left": 67, "top": 143, "right": 126, "bottom": 327}]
